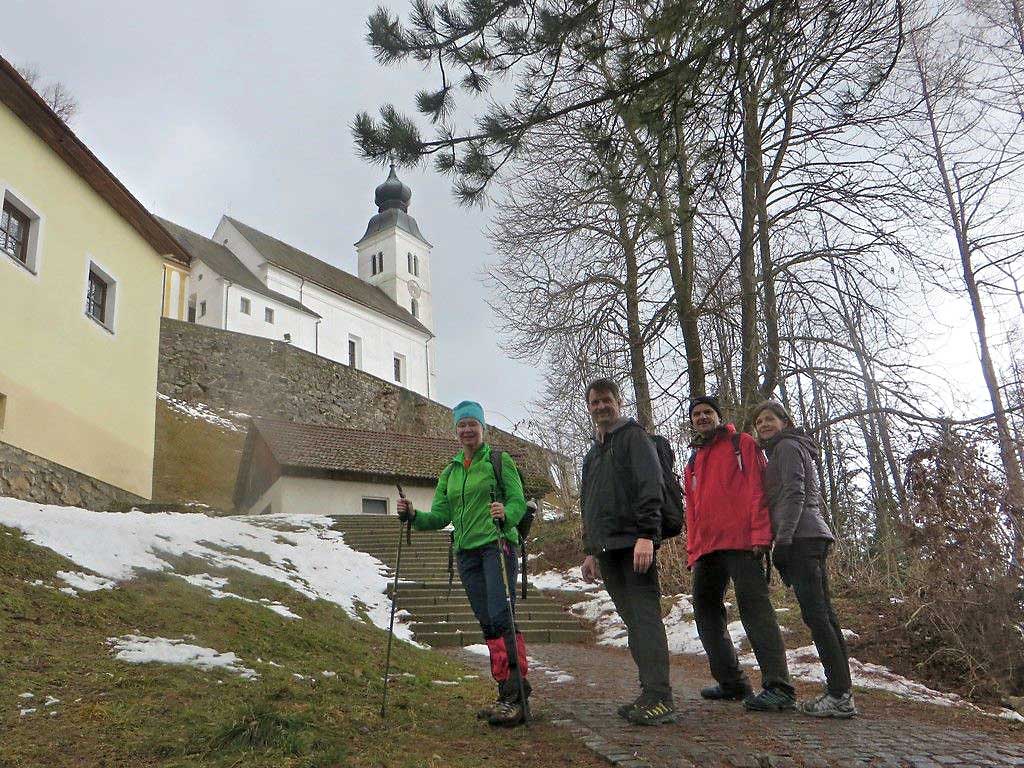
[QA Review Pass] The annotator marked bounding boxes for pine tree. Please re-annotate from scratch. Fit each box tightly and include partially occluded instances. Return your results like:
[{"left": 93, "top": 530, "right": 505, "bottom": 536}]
[{"left": 353, "top": 0, "right": 782, "bottom": 204}]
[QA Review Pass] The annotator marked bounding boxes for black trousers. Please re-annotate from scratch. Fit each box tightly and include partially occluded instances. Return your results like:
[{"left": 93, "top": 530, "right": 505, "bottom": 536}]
[
  {"left": 692, "top": 549, "right": 793, "bottom": 694},
  {"left": 784, "top": 538, "right": 852, "bottom": 696},
  {"left": 599, "top": 548, "right": 672, "bottom": 700}
]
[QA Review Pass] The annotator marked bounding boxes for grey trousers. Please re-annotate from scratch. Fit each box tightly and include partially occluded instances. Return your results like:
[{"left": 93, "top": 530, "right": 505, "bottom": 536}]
[{"left": 599, "top": 547, "right": 672, "bottom": 700}]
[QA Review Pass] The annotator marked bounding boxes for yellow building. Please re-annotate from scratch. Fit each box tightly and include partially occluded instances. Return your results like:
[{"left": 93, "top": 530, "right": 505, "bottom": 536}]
[{"left": 0, "top": 56, "right": 190, "bottom": 503}]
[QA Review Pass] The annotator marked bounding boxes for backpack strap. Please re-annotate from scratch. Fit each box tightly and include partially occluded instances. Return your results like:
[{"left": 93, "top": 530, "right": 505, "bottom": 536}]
[{"left": 688, "top": 434, "right": 743, "bottom": 474}]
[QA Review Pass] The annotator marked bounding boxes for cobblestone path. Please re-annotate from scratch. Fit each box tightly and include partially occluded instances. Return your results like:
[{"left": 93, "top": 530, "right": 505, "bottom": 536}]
[{"left": 450, "top": 643, "right": 1024, "bottom": 768}]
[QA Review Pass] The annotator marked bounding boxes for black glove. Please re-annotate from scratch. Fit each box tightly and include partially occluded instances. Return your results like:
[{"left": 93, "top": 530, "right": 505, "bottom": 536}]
[
  {"left": 397, "top": 503, "right": 416, "bottom": 523},
  {"left": 773, "top": 543, "right": 792, "bottom": 587}
]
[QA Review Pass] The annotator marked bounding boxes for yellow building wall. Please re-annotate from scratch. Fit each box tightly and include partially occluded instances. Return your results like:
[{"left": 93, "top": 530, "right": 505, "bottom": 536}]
[{"left": 0, "top": 102, "right": 169, "bottom": 499}]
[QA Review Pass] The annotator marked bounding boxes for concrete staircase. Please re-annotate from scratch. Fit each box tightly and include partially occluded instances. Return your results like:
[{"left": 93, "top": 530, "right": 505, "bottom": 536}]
[{"left": 331, "top": 515, "right": 591, "bottom": 648}]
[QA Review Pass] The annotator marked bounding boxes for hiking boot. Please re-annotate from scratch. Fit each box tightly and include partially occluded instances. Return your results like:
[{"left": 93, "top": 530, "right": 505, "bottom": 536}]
[
  {"left": 625, "top": 697, "right": 677, "bottom": 726},
  {"left": 487, "top": 676, "right": 531, "bottom": 727},
  {"left": 700, "top": 682, "right": 753, "bottom": 701},
  {"left": 743, "top": 686, "right": 797, "bottom": 712},
  {"left": 617, "top": 694, "right": 644, "bottom": 720},
  {"left": 476, "top": 688, "right": 503, "bottom": 720},
  {"left": 800, "top": 691, "right": 857, "bottom": 719},
  {"left": 488, "top": 699, "right": 525, "bottom": 727}
]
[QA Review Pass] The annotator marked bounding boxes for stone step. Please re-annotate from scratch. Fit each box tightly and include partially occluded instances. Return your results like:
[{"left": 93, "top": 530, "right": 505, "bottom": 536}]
[
  {"left": 410, "top": 618, "right": 583, "bottom": 634},
  {"left": 411, "top": 608, "right": 566, "bottom": 622},
  {"left": 390, "top": 581, "right": 543, "bottom": 595},
  {"left": 414, "top": 628, "right": 591, "bottom": 648}
]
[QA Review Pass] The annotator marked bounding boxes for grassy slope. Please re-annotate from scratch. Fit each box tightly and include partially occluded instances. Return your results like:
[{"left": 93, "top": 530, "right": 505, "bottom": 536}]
[
  {"left": 151, "top": 401, "right": 246, "bottom": 511},
  {"left": 0, "top": 528, "right": 604, "bottom": 768}
]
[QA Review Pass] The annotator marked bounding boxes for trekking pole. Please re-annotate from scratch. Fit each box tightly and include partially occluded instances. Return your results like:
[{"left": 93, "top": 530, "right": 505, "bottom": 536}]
[
  {"left": 381, "top": 483, "right": 411, "bottom": 720},
  {"left": 446, "top": 529, "right": 455, "bottom": 606},
  {"left": 492, "top": 489, "right": 530, "bottom": 725}
]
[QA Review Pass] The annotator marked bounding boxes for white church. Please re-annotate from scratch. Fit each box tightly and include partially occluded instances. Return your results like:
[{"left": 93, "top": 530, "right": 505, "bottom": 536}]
[{"left": 159, "top": 166, "right": 437, "bottom": 397}]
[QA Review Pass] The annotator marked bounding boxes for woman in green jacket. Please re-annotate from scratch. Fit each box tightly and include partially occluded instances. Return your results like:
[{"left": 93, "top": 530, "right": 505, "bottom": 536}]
[{"left": 396, "top": 400, "right": 530, "bottom": 726}]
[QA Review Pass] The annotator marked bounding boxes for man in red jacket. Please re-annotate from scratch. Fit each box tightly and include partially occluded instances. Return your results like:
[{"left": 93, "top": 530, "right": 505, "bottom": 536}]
[{"left": 685, "top": 396, "right": 795, "bottom": 711}]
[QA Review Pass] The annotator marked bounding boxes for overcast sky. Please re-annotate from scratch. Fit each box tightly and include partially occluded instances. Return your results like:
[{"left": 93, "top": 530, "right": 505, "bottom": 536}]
[
  {"left": 5, "top": 1, "right": 1009, "bottom": 432},
  {"left": 3, "top": 0, "right": 543, "bottom": 431}
]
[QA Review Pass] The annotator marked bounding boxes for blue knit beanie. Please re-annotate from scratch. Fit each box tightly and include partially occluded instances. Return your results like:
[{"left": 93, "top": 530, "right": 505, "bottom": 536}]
[{"left": 452, "top": 400, "right": 485, "bottom": 428}]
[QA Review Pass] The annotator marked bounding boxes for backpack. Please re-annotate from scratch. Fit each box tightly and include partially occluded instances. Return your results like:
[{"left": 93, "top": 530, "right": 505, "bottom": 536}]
[
  {"left": 490, "top": 449, "right": 535, "bottom": 599},
  {"left": 611, "top": 427, "right": 686, "bottom": 541}
]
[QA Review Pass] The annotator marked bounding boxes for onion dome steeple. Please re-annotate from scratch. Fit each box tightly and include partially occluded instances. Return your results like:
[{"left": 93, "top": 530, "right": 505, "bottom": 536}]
[
  {"left": 374, "top": 164, "right": 413, "bottom": 213},
  {"left": 356, "top": 164, "right": 430, "bottom": 246}
]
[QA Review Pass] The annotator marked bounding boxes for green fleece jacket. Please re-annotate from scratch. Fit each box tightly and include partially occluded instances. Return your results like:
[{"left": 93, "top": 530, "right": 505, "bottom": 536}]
[{"left": 412, "top": 443, "right": 527, "bottom": 551}]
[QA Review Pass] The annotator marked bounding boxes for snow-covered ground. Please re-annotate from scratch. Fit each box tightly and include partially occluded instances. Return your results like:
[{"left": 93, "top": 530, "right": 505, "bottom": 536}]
[
  {"left": 0, "top": 496, "right": 415, "bottom": 642},
  {"left": 532, "top": 567, "right": 1024, "bottom": 721},
  {"left": 107, "top": 635, "right": 260, "bottom": 680}
]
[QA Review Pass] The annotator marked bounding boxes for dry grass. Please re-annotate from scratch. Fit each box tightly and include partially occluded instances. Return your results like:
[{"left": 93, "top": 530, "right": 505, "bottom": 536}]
[{"left": 152, "top": 399, "right": 246, "bottom": 511}]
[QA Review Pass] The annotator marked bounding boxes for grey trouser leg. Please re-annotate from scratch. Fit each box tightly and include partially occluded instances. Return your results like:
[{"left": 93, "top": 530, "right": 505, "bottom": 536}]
[{"left": 600, "top": 547, "right": 672, "bottom": 700}]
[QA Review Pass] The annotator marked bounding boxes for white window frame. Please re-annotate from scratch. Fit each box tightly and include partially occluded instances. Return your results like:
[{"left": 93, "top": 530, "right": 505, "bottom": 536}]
[
  {"left": 240, "top": 296, "right": 251, "bottom": 315},
  {"left": 393, "top": 353, "right": 406, "bottom": 384},
  {"left": 0, "top": 392, "right": 7, "bottom": 433},
  {"left": 361, "top": 496, "right": 389, "bottom": 515},
  {"left": 200, "top": 299, "right": 207, "bottom": 318},
  {"left": 83, "top": 256, "right": 118, "bottom": 335},
  {"left": 410, "top": 298, "right": 418, "bottom": 318},
  {"left": 265, "top": 306, "right": 275, "bottom": 324},
  {"left": 0, "top": 184, "right": 44, "bottom": 277}
]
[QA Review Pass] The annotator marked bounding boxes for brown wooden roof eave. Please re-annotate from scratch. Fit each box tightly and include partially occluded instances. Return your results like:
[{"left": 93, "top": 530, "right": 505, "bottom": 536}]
[{"left": 0, "top": 56, "right": 190, "bottom": 267}]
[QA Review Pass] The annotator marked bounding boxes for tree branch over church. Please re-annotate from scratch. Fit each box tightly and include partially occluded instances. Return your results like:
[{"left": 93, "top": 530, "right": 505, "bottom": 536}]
[{"left": 352, "top": 0, "right": 784, "bottom": 204}]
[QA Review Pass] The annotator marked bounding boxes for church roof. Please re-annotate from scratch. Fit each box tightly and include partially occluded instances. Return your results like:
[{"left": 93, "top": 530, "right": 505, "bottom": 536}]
[
  {"left": 233, "top": 418, "right": 552, "bottom": 509},
  {"left": 157, "top": 217, "right": 319, "bottom": 318},
  {"left": 224, "top": 216, "right": 431, "bottom": 336}
]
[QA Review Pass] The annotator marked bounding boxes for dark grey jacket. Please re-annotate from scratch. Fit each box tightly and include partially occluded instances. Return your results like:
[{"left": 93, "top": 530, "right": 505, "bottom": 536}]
[
  {"left": 762, "top": 428, "right": 833, "bottom": 546},
  {"left": 580, "top": 418, "right": 663, "bottom": 555}
]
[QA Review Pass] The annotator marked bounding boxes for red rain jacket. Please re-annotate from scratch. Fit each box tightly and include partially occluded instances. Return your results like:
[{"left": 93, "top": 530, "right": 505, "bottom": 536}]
[{"left": 684, "top": 424, "right": 772, "bottom": 567}]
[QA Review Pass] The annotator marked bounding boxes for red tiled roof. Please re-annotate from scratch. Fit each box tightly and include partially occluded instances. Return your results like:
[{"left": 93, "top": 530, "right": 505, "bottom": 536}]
[{"left": 250, "top": 418, "right": 551, "bottom": 492}]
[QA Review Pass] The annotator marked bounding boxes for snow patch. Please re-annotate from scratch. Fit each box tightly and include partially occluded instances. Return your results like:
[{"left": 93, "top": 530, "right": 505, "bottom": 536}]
[
  {"left": 157, "top": 393, "right": 246, "bottom": 432},
  {"left": 57, "top": 571, "right": 116, "bottom": 592},
  {"left": 179, "top": 573, "right": 301, "bottom": 619},
  {"left": 107, "top": 635, "right": 259, "bottom": 679},
  {"left": 0, "top": 498, "right": 416, "bottom": 643},
  {"left": 531, "top": 568, "right": 602, "bottom": 593}
]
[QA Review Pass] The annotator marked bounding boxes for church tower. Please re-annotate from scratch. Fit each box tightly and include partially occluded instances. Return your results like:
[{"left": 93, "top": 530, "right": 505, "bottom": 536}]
[{"left": 355, "top": 165, "right": 434, "bottom": 335}]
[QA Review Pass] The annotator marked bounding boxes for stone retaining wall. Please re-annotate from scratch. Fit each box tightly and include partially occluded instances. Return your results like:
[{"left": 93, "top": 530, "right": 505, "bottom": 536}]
[
  {"left": 0, "top": 441, "right": 143, "bottom": 510},
  {"left": 158, "top": 319, "right": 552, "bottom": 490}
]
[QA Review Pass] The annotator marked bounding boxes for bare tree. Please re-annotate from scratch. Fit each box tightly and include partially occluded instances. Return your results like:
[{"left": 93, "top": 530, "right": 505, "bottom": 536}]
[
  {"left": 899, "top": 8, "right": 1024, "bottom": 567},
  {"left": 15, "top": 64, "right": 79, "bottom": 123}
]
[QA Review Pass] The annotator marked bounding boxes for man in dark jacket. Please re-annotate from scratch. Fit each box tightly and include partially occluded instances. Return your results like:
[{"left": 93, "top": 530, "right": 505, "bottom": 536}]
[
  {"left": 580, "top": 378, "right": 675, "bottom": 726},
  {"left": 685, "top": 395, "right": 795, "bottom": 712}
]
